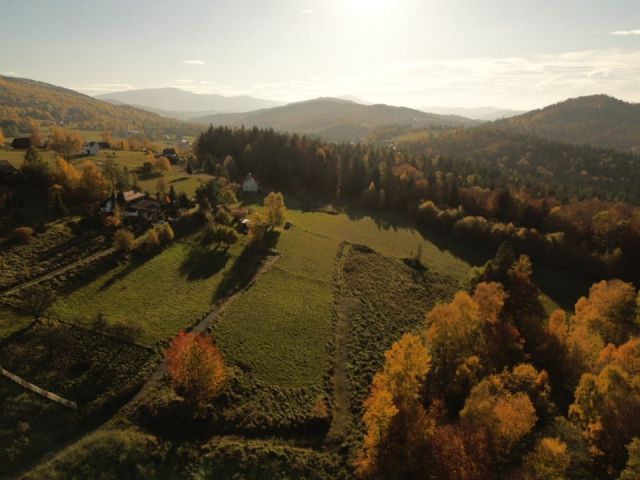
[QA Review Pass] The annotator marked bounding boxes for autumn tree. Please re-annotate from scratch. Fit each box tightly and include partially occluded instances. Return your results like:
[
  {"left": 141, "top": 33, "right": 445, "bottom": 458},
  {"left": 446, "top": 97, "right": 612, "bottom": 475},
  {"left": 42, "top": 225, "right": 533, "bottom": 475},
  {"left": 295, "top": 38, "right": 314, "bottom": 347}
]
[
  {"left": 620, "top": 438, "right": 640, "bottom": 480},
  {"left": 248, "top": 212, "right": 269, "bottom": 245},
  {"left": 80, "top": 161, "right": 108, "bottom": 202},
  {"left": 166, "top": 331, "right": 226, "bottom": 404},
  {"left": 29, "top": 120, "right": 42, "bottom": 147},
  {"left": 460, "top": 364, "right": 550, "bottom": 462},
  {"left": 264, "top": 191, "right": 286, "bottom": 230},
  {"left": 50, "top": 127, "right": 83, "bottom": 160},
  {"left": 425, "top": 282, "right": 523, "bottom": 413},
  {"left": 572, "top": 279, "right": 639, "bottom": 345},
  {"left": 55, "top": 157, "right": 81, "bottom": 192},
  {"left": 0, "top": 126, "right": 5, "bottom": 145},
  {"left": 155, "top": 156, "right": 171, "bottom": 173},
  {"left": 357, "top": 333, "right": 433, "bottom": 479},
  {"left": 521, "top": 437, "right": 570, "bottom": 480},
  {"left": 569, "top": 338, "right": 640, "bottom": 475}
]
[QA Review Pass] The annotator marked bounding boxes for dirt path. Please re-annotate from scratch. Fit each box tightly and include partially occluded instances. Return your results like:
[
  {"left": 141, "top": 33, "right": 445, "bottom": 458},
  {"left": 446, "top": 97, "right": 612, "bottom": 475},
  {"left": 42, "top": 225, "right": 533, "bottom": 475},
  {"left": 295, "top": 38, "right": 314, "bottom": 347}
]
[
  {"left": 326, "top": 242, "right": 354, "bottom": 444},
  {"left": 0, "top": 247, "right": 115, "bottom": 298}
]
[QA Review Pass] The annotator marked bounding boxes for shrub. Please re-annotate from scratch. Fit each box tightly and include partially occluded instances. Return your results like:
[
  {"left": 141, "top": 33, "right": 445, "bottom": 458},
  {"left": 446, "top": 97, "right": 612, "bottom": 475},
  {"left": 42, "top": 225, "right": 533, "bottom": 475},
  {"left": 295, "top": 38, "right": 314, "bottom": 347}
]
[
  {"left": 113, "top": 229, "right": 135, "bottom": 253},
  {"left": 156, "top": 223, "right": 174, "bottom": 245},
  {"left": 13, "top": 226, "right": 34, "bottom": 243}
]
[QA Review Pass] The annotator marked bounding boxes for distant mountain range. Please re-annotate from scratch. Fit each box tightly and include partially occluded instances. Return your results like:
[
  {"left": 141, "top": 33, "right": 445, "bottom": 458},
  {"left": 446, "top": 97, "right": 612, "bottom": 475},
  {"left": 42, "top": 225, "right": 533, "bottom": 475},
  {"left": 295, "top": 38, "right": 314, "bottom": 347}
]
[
  {"left": 4, "top": 76, "right": 640, "bottom": 153},
  {"left": 96, "top": 87, "right": 282, "bottom": 114},
  {"left": 495, "top": 94, "right": 640, "bottom": 152},
  {"left": 189, "top": 97, "right": 480, "bottom": 141},
  {"left": 423, "top": 106, "right": 525, "bottom": 121}
]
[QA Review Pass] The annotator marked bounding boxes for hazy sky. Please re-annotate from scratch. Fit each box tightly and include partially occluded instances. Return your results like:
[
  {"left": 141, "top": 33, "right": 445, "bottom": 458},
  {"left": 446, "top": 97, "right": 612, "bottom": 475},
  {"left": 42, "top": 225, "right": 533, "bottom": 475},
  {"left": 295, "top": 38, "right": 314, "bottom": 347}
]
[{"left": 2, "top": 0, "right": 640, "bottom": 109}]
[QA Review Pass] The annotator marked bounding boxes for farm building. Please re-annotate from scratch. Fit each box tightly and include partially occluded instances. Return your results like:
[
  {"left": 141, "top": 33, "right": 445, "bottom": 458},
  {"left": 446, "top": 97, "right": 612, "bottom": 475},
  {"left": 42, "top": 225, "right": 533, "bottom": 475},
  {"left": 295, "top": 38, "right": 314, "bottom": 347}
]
[
  {"left": 122, "top": 190, "right": 146, "bottom": 205},
  {"left": 84, "top": 142, "right": 100, "bottom": 155},
  {"left": 242, "top": 173, "right": 258, "bottom": 193},
  {"left": 162, "top": 148, "right": 179, "bottom": 164},
  {"left": 128, "top": 199, "right": 161, "bottom": 221},
  {"left": 10, "top": 137, "right": 31, "bottom": 149},
  {"left": 101, "top": 190, "right": 146, "bottom": 214}
]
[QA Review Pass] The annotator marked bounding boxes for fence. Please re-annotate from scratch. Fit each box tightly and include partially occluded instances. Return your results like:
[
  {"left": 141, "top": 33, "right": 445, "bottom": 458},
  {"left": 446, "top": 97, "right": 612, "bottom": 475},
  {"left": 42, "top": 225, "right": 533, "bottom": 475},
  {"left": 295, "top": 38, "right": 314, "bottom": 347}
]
[{"left": 0, "top": 366, "right": 78, "bottom": 410}]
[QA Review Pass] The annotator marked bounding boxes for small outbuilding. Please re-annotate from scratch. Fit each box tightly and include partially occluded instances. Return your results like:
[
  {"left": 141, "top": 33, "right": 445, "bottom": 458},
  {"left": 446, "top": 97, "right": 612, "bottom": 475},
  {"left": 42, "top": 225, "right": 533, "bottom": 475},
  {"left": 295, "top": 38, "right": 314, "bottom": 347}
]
[
  {"left": 10, "top": 137, "right": 31, "bottom": 149},
  {"left": 242, "top": 173, "right": 258, "bottom": 193},
  {"left": 84, "top": 142, "right": 100, "bottom": 155}
]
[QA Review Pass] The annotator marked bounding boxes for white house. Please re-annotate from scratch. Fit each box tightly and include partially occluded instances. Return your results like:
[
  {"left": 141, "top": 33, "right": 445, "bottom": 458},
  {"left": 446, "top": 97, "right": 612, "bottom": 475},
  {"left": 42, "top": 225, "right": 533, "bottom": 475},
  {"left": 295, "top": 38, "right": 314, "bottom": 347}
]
[
  {"left": 84, "top": 142, "right": 100, "bottom": 156},
  {"left": 242, "top": 173, "right": 258, "bottom": 193}
]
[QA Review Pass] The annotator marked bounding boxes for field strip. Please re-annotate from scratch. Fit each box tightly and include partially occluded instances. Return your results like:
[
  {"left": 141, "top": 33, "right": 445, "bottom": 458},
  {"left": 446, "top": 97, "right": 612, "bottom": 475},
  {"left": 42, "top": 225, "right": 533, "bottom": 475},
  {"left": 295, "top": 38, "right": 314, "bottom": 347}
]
[
  {"left": 1, "top": 367, "right": 78, "bottom": 410},
  {"left": 0, "top": 247, "right": 115, "bottom": 298}
]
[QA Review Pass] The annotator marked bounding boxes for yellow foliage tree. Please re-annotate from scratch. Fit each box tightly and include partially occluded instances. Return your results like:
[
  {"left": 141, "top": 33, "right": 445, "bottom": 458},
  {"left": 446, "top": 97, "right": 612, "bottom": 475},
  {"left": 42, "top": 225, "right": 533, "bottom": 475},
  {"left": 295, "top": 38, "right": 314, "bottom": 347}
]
[
  {"left": 522, "top": 437, "right": 570, "bottom": 480},
  {"left": 264, "top": 191, "right": 286, "bottom": 229},
  {"left": 357, "top": 333, "right": 433, "bottom": 478},
  {"left": 80, "top": 161, "right": 108, "bottom": 202}
]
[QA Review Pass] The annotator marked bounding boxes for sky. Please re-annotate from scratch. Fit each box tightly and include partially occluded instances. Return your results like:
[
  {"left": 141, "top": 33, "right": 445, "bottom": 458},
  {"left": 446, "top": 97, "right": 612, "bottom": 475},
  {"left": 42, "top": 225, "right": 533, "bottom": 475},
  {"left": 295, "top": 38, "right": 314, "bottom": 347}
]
[{"left": 1, "top": 0, "right": 640, "bottom": 109}]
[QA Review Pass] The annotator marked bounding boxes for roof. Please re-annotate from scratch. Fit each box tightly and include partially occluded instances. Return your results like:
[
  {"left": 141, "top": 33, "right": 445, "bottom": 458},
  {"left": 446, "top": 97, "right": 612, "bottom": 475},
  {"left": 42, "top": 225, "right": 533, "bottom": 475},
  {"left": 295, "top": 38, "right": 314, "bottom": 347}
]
[
  {"left": 123, "top": 190, "right": 146, "bottom": 203},
  {"left": 0, "top": 160, "right": 18, "bottom": 174},
  {"left": 131, "top": 199, "right": 161, "bottom": 211}
]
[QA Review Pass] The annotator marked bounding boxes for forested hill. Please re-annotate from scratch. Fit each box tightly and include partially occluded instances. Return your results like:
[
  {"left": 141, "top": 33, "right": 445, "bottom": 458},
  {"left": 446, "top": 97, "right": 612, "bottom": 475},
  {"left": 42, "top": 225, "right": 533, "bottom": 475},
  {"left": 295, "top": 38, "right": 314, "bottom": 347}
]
[
  {"left": 392, "top": 126, "right": 640, "bottom": 203},
  {"left": 494, "top": 94, "right": 640, "bottom": 152},
  {"left": 0, "top": 76, "right": 199, "bottom": 138},
  {"left": 190, "top": 97, "right": 479, "bottom": 141}
]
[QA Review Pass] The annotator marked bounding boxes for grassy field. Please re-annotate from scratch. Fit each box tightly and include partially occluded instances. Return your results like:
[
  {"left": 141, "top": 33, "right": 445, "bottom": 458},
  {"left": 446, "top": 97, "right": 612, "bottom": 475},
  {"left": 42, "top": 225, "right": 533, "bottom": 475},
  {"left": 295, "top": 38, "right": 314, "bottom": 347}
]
[
  {"left": 50, "top": 235, "right": 247, "bottom": 345},
  {"left": 212, "top": 205, "right": 479, "bottom": 390},
  {"left": 212, "top": 227, "right": 337, "bottom": 388},
  {"left": 0, "top": 307, "right": 32, "bottom": 340}
]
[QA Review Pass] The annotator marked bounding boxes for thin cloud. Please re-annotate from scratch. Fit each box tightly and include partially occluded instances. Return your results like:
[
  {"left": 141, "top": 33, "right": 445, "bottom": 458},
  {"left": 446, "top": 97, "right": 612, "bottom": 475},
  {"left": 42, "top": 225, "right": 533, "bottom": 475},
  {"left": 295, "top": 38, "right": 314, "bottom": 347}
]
[
  {"left": 609, "top": 29, "right": 640, "bottom": 36},
  {"left": 183, "top": 59, "right": 205, "bottom": 65},
  {"left": 301, "top": 8, "right": 314, "bottom": 15}
]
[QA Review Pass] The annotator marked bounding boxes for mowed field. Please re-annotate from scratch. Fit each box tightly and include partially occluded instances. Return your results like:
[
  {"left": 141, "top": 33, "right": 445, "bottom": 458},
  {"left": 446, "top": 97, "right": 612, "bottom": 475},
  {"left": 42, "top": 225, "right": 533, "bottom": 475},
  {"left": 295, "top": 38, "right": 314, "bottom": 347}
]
[
  {"left": 211, "top": 206, "right": 475, "bottom": 390},
  {"left": 50, "top": 235, "right": 248, "bottom": 345}
]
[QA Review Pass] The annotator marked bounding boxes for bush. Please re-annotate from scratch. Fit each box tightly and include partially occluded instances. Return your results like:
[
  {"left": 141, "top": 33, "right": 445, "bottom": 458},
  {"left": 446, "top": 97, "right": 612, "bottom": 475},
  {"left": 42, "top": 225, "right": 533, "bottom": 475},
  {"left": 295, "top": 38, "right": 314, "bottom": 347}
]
[
  {"left": 156, "top": 223, "right": 174, "bottom": 245},
  {"left": 13, "top": 226, "right": 34, "bottom": 243},
  {"left": 113, "top": 229, "right": 135, "bottom": 253}
]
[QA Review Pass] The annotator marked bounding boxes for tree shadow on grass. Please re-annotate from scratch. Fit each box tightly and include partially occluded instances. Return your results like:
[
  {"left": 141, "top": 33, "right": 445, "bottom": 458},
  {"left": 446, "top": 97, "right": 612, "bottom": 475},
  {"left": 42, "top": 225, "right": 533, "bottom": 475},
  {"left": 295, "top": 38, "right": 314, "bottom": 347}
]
[
  {"left": 97, "top": 257, "right": 148, "bottom": 292},
  {"left": 214, "top": 231, "right": 280, "bottom": 301},
  {"left": 180, "top": 243, "right": 230, "bottom": 281}
]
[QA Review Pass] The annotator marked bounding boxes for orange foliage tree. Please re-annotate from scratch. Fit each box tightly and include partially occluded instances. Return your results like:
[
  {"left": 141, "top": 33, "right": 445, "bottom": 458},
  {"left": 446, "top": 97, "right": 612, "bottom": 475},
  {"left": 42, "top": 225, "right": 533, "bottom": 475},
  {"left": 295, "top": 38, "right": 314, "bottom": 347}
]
[{"left": 166, "top": 331, "right": 226, "bottom": 404}]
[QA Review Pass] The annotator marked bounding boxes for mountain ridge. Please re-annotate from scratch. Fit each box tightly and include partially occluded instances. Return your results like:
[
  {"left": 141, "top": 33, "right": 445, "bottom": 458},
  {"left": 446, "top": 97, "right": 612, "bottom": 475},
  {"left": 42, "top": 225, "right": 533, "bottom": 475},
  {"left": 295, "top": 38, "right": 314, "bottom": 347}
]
[
  {"left": 189, "top": 97, "right": 480, "bottom": 141},
  {"left": 96, "top": 87, "right": 283, "bottom": 113}
]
